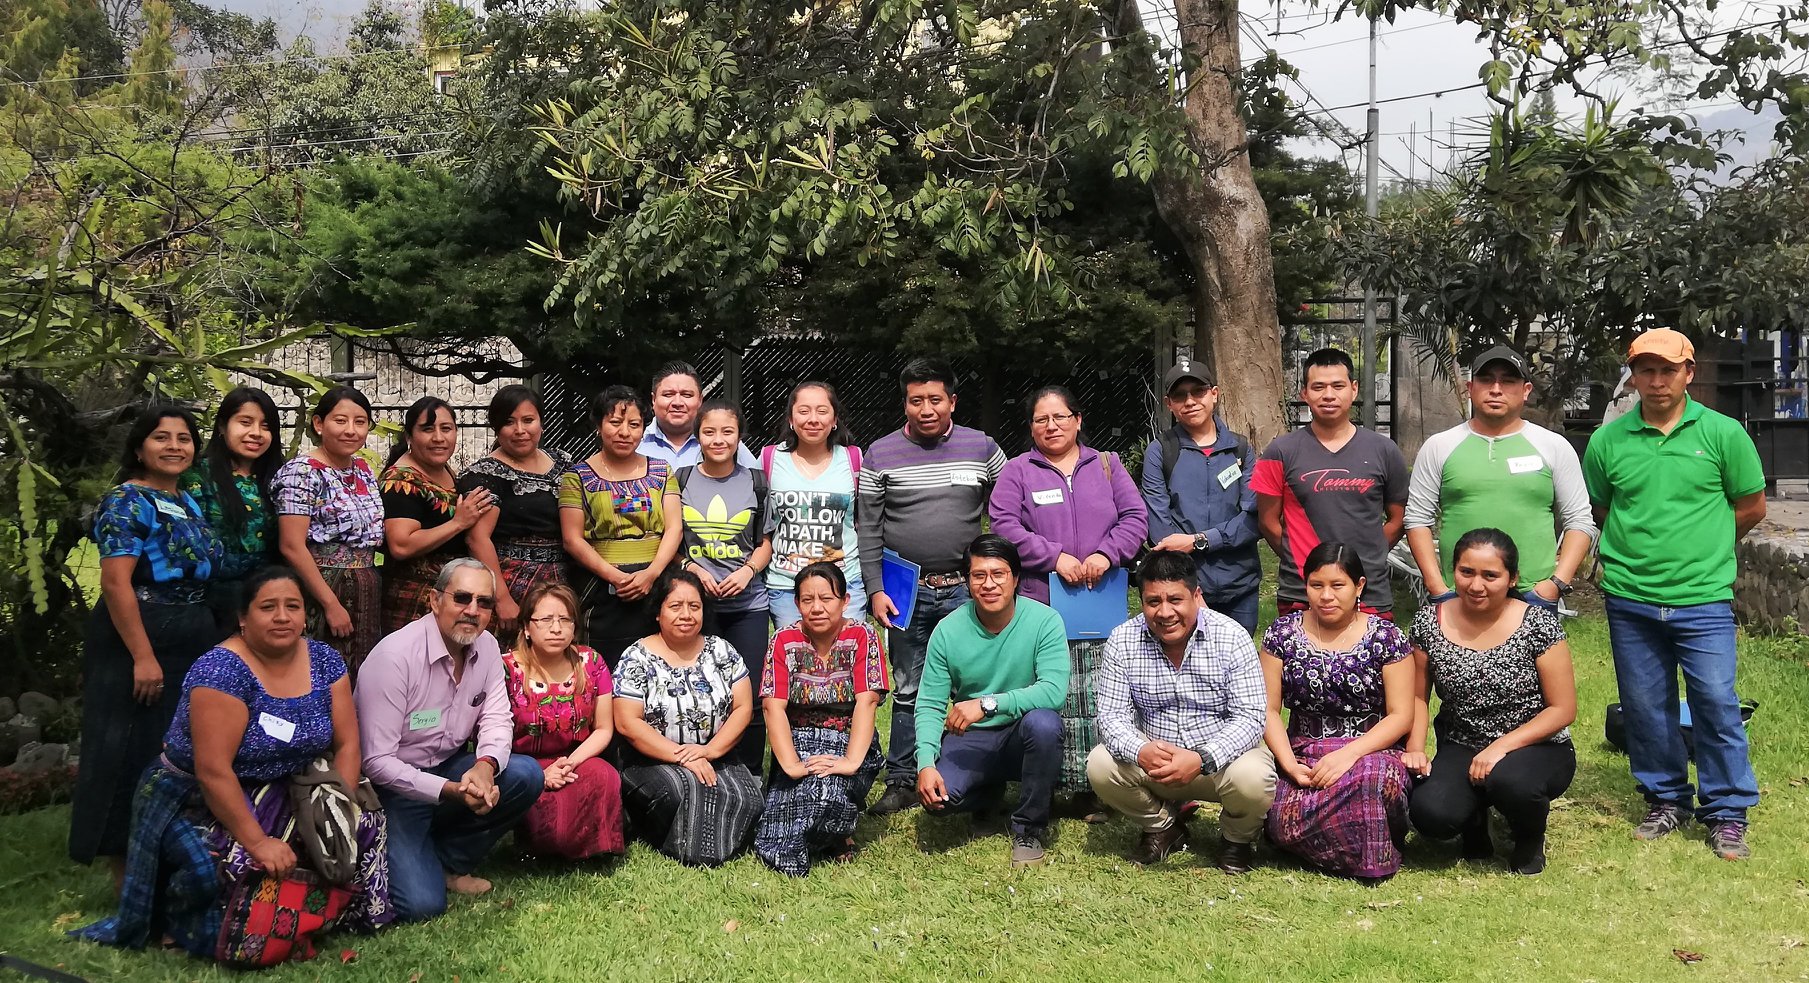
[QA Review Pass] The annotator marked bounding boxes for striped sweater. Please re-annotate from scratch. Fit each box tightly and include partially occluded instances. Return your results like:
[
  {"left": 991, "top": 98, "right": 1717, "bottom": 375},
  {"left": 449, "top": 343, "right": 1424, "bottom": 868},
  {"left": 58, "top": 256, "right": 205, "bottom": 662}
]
[{"left": 857, "top": 424, "right": 1007, "bottom": 586}]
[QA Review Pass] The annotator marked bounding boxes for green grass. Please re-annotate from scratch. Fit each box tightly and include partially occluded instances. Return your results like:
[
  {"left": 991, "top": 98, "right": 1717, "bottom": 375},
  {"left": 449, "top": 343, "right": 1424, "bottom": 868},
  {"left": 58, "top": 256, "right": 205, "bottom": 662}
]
[{"left": 3, "top": 612, "right": 1808, "bottom": 982}]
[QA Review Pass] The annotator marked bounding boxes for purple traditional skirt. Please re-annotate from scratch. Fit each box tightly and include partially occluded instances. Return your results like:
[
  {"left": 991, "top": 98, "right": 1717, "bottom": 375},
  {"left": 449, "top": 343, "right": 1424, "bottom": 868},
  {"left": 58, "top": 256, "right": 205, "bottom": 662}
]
[{"left": 1265, "top": 736, "right": 1410, "bottom": 879}]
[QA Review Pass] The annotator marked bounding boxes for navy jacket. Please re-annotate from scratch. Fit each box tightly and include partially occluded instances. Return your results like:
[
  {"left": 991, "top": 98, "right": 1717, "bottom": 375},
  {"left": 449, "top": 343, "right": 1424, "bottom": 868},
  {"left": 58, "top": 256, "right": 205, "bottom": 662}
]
[{"left": 1140, "top": 419, "right": 1261, "bottom": 602}]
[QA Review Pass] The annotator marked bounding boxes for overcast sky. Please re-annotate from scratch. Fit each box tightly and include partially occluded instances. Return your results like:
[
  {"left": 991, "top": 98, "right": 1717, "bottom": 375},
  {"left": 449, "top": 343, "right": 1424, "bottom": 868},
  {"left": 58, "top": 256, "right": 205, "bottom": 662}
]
[{"left": 213, "top": 0, "right": 1778, "bottom": 180}]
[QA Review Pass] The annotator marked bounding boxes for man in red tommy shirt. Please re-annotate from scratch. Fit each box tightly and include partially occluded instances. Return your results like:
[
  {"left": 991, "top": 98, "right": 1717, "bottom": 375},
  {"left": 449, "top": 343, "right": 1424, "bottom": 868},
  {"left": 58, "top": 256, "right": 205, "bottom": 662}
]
[{"left": 1251, "top": 348, "right": 1409, "bottom": 619}]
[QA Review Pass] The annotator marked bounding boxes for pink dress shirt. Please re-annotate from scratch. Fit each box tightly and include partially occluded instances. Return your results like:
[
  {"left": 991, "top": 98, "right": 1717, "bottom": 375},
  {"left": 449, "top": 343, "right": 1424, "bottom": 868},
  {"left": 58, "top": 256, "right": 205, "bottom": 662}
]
[{"left": 354, "top": 614, "right": 514, "bottom": 803}]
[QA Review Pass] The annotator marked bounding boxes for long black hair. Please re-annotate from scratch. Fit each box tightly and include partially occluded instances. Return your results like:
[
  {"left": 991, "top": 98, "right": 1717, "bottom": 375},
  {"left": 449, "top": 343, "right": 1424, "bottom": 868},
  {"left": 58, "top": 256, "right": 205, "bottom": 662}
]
[
  {"left": 774, "top": 380, "right": 857, "bottom": 451},
  {"left": 387, "top": 396, "right": 455, "bottom": 468},
  {"left": 115, "top": 405, "right": 202, "bottom": 482},
  {"left": 203, "top": 387, "right": 284, "bottom": 539}
]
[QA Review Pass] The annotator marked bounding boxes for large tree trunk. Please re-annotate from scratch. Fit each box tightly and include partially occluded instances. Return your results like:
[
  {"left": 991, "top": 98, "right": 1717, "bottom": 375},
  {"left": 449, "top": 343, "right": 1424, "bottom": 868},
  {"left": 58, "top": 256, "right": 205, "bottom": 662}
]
[{"left": 1117, "top": 0, "right": 1289, "bottom": 446}]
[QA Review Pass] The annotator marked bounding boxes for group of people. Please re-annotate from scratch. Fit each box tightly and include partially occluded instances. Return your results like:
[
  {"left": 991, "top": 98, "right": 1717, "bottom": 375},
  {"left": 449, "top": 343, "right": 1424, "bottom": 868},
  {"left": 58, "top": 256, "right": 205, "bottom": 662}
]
[{"left": 66, "top": 327, "right": 1766, "bottom": 964}]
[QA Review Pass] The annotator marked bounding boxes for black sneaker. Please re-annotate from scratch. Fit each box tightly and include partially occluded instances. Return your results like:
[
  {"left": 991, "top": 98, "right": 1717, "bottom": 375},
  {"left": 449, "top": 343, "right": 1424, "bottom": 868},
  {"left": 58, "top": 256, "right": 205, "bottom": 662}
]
[
  {"left": 868, "top": 785, "right": 919, "bottom": 816},
  {"left": 1509, "top": 836, "right": 1547, "bottom": 875},
  {"left": 1632, "top": 803, "right": 1691, "bottom": 841},
  {"left": 1706, "top": 821, "right": 1750, "bottom": 860},
  {"left": 1009, "top": 829, "right": 1047, "bottom": 868}
]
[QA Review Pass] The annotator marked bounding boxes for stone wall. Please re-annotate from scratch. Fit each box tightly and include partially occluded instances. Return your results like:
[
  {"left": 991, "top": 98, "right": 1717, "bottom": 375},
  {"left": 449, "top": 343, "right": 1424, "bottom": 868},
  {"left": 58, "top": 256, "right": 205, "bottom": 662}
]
[{"left": 1734, "top": 535, "right": 1809, "bottom": 634}]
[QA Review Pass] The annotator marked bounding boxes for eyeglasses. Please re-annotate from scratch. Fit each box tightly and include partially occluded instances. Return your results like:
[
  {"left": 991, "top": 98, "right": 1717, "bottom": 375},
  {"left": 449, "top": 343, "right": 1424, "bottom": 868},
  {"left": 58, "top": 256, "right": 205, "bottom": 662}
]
[
  {"left": 1031, "top": 412, "right": 1077, "bottom": 428},
  {"left": 967, "top": 570, "right": 1015, "bottom": 585},
  {"left": 1168, "top": 388, "right": 1214, "bottom": 404},
  {"left": 443, "top": 590, "right": 496, "bottom": 610},
  {"left": 528, "top": 615, "right": 574, "bottom": 628}
]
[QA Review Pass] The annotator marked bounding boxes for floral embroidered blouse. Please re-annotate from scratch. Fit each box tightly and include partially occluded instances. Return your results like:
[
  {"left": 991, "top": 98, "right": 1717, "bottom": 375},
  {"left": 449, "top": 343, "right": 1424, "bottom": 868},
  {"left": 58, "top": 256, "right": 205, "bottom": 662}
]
[
  {"left": 271, "top": 456, "right": 384, "bottom": 549},
  {"left": 181, "top": 469, "right": 273, "bottom": 581},
  {"left": 92, "top": 483, "right": 222, "bottom": 603},
  {"left": 1261, "top": 612, "right": 1411, "bottom": 742},
  {"left": 503, "top": 644, "right": 613, "bottom": 758}
]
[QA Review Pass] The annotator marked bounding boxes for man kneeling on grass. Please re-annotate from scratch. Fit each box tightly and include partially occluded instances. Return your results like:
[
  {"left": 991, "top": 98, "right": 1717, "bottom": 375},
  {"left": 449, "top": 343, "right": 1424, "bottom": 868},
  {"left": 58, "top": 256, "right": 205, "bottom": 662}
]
[
  {"left": 915, "top": 534, "right": 1070, "bottom": 868},
  {"left": 1088, "top": 551, "right": 1276, "bottom": 873}
]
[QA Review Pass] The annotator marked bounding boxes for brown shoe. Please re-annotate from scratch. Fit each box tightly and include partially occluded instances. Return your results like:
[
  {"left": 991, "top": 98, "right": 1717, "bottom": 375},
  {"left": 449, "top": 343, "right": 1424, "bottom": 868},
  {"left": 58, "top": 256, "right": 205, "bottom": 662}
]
[
  {"left": 1130, "top": 823, "right": 1188, "bottom": 865},
  {"left": 1217, "top": 839, "right": 1257, "bottom": 875}
]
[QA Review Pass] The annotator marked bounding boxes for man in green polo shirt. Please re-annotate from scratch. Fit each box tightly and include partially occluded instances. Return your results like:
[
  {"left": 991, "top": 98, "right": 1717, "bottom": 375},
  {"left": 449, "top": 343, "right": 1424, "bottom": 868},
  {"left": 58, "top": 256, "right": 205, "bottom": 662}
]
[
  {"left": 1405, "top": 344, "right": 1597, "bottom": 609},
  {"left": 1583, "top": 328, "right": 1767, "bottom": 861}
]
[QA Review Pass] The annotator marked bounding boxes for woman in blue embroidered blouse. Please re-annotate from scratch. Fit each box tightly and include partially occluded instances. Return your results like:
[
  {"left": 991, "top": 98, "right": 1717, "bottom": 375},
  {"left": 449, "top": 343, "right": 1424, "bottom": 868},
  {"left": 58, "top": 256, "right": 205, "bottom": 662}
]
[
  {"left": 183, "top": 386, "right": 284, "bottom": 633},
  {"left": 70, "top": 407, "right": 222, "bottom": 882},
  {"left": 73, "top": 566, "right": 392, "bottom": 958}
]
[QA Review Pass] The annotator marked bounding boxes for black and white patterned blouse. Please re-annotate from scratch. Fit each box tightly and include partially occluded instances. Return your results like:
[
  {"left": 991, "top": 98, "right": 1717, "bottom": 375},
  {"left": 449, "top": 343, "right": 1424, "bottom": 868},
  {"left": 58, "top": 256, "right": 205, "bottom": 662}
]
[
  {"left": 458, "top": 449, "right": 573, "bottom": 542},
  {"left": 1408, "top": 603, "right": 1570, "bottom": 749},
  {"left": 613, "top": 636, "right": 747, "bottom": 746}
]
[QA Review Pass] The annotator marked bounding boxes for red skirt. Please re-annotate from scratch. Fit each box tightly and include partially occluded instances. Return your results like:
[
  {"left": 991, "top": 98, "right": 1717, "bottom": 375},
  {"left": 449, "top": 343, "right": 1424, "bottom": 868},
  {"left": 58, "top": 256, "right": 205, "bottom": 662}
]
[{"left": 517, "top": 756, "right": 626, "bottom": 860}]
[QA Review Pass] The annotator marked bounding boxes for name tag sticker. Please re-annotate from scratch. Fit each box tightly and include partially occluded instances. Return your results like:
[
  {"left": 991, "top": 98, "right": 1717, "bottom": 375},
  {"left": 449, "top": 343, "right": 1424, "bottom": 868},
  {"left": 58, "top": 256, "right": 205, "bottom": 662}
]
[
  {"left": 950, "top": 470, "right": 983, "bottom": 486},
  {"left": 258, "top": 712, "right": 296, "bottom": 743},
  {"left": 408, "top": 708, "right": 442, "bottom": 731},
  {"left": 1031, "top": 488, "right": 1064, "bottom": 506},
  {"left": 1507, "top": 455, "right": 1544, "bottom": 475},
  {"left": 153, "top": 498, "right": 189, "bottom": 519},
  {"left": 1216, "top": 462, "right": 1243, "bottom": 489}
]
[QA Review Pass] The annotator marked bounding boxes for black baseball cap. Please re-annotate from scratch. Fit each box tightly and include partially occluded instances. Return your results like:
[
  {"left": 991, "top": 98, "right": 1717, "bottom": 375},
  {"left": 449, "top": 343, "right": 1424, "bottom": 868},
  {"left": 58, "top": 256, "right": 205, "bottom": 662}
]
[
  {"left": 1470, "top": 345, "right": 1528, "bottom": 379},
  {"left": 1162, "top": 357, "right": 1214, "bottom": 393}
]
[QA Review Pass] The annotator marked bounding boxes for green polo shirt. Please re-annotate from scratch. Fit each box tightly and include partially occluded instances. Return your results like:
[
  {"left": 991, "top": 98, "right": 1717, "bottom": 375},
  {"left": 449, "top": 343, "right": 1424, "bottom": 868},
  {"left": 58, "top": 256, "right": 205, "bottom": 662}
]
[{"left": 1582, "top": 397, "right": 1764, "bottom": 605}]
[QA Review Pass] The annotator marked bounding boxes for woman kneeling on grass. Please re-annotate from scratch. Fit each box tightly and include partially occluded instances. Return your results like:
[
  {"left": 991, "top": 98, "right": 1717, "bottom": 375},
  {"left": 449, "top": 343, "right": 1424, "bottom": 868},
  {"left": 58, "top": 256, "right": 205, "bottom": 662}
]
[
  {"left": 1406, "top": 527, "right": 1578, "bottom": 875},
  {"left": 754, "top": 562, "right": 889, "bottom": 875},
  {"left": 1260, "top": 543, "right": 1415, "bottom": 880},
  {"left": 73, "top": 566, "right": 392, "bottom": 960},
  {"left": 612, "top": 570, "right": 763, "bottom": 866},
  {"left": 503, "top": 583, "right": 626, "bottom": 860}
]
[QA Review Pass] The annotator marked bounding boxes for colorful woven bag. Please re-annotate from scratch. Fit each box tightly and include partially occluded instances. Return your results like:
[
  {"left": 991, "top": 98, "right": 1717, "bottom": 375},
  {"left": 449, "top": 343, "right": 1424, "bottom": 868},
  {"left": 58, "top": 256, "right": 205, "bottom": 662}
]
[{"left": 214, "top": 867, "right": 357, "bottom": 968}]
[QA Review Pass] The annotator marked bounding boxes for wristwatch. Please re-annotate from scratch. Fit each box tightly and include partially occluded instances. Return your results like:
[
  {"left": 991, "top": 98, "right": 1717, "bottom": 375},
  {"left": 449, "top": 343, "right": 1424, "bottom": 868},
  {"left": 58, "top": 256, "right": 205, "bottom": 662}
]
[
  {"left": 1548, "top": 575, "right": 1574, "bottom": 596},
  {"left": 1192, "top": 531, "right": 1210, "bottom": 552},
  {"left": 979, "top": 695, "right": 999, "bottom": 718}
]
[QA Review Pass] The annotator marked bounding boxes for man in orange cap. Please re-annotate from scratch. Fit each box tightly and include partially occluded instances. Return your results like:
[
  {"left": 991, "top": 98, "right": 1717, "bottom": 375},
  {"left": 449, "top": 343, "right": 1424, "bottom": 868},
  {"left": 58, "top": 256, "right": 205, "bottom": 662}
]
[{"left": 1582, "top": 328, "right": 1767, "bottom": 860}]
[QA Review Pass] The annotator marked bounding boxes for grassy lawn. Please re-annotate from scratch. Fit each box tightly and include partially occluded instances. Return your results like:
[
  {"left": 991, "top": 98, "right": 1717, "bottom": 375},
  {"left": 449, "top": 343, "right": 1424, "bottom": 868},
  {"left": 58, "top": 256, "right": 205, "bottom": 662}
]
[{"left": 2, "top": 606, "right": 1807, "bottom": 982}]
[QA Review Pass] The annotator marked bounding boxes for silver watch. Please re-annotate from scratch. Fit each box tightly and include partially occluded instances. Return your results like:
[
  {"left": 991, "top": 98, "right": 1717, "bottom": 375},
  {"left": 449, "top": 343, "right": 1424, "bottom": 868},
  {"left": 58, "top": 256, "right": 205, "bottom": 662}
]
[{"left": 980, "top": 695, "right": 999, "bottom": 717}]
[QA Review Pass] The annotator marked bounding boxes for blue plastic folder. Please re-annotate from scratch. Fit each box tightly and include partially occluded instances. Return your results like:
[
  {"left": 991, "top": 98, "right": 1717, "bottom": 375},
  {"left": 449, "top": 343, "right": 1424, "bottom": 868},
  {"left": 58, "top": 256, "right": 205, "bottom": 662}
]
[
  {"left": 880, "top": 549, "right": 921, "bottom": 627},
  {"left": 1049, "top": 567, "right": 1130, "bottom": 640}
]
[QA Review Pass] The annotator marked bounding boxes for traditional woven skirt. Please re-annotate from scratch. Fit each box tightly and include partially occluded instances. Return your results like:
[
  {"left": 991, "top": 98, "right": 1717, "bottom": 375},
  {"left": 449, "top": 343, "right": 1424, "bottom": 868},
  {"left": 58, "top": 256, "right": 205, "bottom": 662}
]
[
  {"left": 307, "top": 544, "right": 380, "bottom": 675},
  {"left": 70, "top": 762, "right": 392, "bottom": 957},
  {"left": 495, "top": 537, "right": 568, "bottom": 647},
  {"left": 754, "top": 727, "right": 883, "bottom": 876},
  {"left": 380, "top": 549, "right": 459, "bottom": 636},
  {"left": 1265, "top": 736, "right": 1410, "bottom": 879},
  {"left": 518, "top": 755, "right": 626, "bottom": 860},
  {"left": 68, "top": 596, "right": 213, "bottom": 864},
  {"left": 1058, "top": 638, "right": 1105, "bottom": 793},
  {"left": 619, "top": 751, "right": 762, "bottom": 867}
]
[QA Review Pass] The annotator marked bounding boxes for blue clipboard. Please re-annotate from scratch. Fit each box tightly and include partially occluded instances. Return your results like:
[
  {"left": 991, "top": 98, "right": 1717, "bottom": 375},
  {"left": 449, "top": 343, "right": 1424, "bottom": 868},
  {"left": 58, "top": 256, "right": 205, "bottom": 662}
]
[
  {"left": 881, "top": 549, "right": 921, "bottom": 627},
  {"left": 1049, "top": 567, "right": 1130, "bottom": 640}
]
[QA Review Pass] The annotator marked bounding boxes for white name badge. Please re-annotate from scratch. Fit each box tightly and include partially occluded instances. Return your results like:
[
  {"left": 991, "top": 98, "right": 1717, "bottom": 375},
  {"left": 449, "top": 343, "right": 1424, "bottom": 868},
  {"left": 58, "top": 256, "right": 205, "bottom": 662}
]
[
  {"left": 153, "top": 498, "right": 190, "bottom": 519},
  {"left": 950, "top": 470, "right": 983, "bottom": 486},
  {"left": 1507, "top": 455, "right": 1544, "bottom": 475},
  {"left": 258, "top": 712, "right": 296, "bottom": 743},
  {"left": 1031, "top": 488, "right": 1064, "bottom": 506},
  {"left": 1216, "top": 462, "right": 1243, "bottom": 489}
]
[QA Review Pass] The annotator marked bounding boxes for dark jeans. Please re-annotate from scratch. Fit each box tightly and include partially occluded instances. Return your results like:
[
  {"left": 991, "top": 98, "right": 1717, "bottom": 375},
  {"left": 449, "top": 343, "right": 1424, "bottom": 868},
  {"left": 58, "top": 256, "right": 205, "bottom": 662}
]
[
  {"left": 926, "top": 708, "right": 1062, "bottom": 837},
  {"left": 376, "top": 752, "right": 544, "bottom": 922},
  {"left": 1410, "top": 739, "right": 1575, "bottom": 845},
  {"left": 882, "top": 582, "right": 970, "bottom": 789},
  {"left": 1602, "top": 596, "right": 1757, "bottom": 822},
  {"left": 1207, "top": 590, "right": 1259, "bottom": 634},
  {"left": 707, "top": 605, "right": 773, "bottom": 774}
]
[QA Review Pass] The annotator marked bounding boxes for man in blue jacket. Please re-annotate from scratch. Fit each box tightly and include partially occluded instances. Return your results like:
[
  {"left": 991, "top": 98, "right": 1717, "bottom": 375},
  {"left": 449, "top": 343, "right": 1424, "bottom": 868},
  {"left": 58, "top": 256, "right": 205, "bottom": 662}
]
[{"left": 1140, "top": 358, "right": 1261, "bottom": 633}]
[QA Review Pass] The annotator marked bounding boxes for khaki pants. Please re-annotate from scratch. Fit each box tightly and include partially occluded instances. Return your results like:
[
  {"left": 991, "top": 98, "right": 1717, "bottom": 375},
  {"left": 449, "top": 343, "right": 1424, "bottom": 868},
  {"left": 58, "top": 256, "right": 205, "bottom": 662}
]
[{"left": 1086, "top": 743, "right": 1277, "bottom": 844}]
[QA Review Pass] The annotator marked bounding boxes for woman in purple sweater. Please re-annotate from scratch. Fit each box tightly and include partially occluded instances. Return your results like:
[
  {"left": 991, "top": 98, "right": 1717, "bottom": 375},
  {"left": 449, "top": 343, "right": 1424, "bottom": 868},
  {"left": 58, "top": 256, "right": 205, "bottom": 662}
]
[{"left": 989, "top": 386, "right": 1148, "bottom": 820}]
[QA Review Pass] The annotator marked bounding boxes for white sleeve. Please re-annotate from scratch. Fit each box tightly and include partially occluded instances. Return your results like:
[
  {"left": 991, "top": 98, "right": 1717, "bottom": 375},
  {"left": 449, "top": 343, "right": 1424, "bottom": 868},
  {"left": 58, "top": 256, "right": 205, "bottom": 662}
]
[{"left": 1403, "top": 426, "right": 1465, "bottom": 530}]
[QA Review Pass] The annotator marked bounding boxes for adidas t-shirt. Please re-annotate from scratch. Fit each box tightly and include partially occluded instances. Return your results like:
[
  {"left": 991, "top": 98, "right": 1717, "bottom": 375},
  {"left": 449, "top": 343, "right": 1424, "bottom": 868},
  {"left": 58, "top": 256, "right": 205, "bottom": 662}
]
[
  {"left": 1250, "top": 427, "right": 1409, "bottom": 611},
  {"left": 677, "top": 465, "right": 770, "bottom": 613}
]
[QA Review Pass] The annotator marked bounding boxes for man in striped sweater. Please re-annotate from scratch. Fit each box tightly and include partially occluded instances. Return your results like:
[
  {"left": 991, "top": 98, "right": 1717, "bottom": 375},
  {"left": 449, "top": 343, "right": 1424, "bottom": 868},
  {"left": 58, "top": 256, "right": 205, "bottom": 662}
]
[{"left": 859, "top": 358, "right": 1008, "bottom": 815}]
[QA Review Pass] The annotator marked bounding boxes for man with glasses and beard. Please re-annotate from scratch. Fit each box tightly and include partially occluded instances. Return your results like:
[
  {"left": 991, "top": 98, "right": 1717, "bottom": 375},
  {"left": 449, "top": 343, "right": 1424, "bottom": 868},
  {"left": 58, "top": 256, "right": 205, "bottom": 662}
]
[{"left": 356, "top": 558, "right": 544, "bottom": 921}]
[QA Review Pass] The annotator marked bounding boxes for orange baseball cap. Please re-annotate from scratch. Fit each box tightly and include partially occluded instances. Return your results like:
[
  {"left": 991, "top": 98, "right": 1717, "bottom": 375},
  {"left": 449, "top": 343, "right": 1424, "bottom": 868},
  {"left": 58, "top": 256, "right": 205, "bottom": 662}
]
[{"left": 1626, "top": 328, "right": 1694, "bottom": 364}]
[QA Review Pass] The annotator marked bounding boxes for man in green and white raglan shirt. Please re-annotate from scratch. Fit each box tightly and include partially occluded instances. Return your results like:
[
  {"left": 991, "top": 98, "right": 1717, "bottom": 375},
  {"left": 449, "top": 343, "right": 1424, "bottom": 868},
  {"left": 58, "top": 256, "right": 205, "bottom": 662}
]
[{"left": 1404, "top": 345, "right": 1596, "bottom": 609}]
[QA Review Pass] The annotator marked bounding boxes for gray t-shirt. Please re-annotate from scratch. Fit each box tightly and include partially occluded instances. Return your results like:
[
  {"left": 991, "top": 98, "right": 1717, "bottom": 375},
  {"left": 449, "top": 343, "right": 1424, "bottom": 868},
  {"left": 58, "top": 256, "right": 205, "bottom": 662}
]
[
  {"left": 1250, "top": 427, "right": 1409, "bottom": 610},
  {"left": 677, "top": 465, "right": 771, "bottom": 612}
]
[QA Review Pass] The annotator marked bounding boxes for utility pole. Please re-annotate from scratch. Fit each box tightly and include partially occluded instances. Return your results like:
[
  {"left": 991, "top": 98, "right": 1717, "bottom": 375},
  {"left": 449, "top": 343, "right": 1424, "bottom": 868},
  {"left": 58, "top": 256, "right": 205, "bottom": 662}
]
[{"left": 1360, "top": 16, "right": 1380, "bottom": 429}]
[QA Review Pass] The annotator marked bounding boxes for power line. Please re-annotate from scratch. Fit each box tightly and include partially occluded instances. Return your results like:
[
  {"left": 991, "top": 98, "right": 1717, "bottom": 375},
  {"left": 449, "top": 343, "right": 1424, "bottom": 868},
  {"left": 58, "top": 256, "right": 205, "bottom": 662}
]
[{"left": 0, "top": 42, "right": 442, "bottom": 90}]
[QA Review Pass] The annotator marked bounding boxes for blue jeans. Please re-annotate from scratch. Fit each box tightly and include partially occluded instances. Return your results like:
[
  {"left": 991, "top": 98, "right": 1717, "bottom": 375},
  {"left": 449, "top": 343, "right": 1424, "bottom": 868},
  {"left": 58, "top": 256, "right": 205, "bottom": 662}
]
[
  {"left": 882, "top": 582, "right": 970, "bottom": 789},
  {"left": 376, "top": 752, "right": 544, "bottom": 922},
  {"left": 768, "top": 579, "right": 869, "bottom": 630},
  {"left": 1208, "top": 590, "right": 1259, "bottom": 634},
  {"left": 1602, "top": 596, "right": 1757, "bottom": 823},
  {"left": 927, "top": 708, "right": 1063, "bottom": 836}
]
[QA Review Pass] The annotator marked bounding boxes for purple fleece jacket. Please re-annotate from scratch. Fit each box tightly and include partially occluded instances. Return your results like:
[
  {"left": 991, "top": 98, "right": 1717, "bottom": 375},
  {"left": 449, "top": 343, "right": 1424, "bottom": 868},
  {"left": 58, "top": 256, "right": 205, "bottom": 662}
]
[{"left": 988, "top": 446, "right": 1150, "bottom": 604}]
